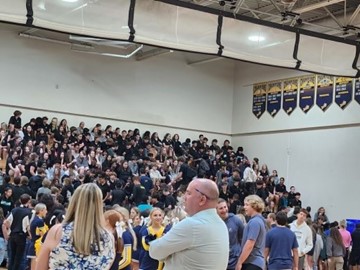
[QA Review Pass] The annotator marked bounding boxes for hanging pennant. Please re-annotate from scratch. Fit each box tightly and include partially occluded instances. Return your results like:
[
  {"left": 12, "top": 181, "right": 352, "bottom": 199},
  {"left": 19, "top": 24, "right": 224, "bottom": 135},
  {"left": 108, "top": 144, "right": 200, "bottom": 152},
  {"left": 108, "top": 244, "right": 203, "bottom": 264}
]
[
  {"left": 355, "top": 79, "right": 360, "bottom": 105},
  {"left": 252, "top": 84, "right": 267, "bottom": 119},
  {"left": 316, "top": 75, "right": 334, "bottom": 112},
  {"left": 282, "top": 78, "right": 298, "bottom": 115},
  {"left": 267, "top": 81, "right": 282, "bottom": 117},
  {"left": 299, "top": 75, "right": 315, "bottom": 113},
  {"left": 335, "top": 77, "right": 353, "bottom": 109}
]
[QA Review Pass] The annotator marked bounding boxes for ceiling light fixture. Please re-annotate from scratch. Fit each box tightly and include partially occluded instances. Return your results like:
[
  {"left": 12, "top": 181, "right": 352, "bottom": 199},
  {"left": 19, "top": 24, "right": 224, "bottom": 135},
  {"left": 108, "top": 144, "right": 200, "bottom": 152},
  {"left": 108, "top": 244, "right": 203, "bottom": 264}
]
[
  {"left": 62, "top": 0, "right": 79, "bottom": 3},
  {"left": 248, "top": 35, "right": 265, "bottom": 42}
]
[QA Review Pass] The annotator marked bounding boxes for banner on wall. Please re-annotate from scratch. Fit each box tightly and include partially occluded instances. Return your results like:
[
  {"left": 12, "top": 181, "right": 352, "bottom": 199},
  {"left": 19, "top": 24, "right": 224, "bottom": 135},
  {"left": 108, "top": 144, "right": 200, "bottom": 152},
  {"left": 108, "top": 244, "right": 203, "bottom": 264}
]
[
  {"left": 252, "top": 84, "right": 267, "bottom": 119},
  {"left": 335, "top": 77, "right": 353, "bottom": 109},
  {"left": 267, "top": 81, "right": 282, "bottom": 117},
  {"left": 299, "top": 75, "right": 315, "bottom": 113},
  {"left": 316, "top": 75, "right": 334, "bottom": 112},
  {"left": 355, "top": 78, "right": 360, "bottom": 105},
  {"left": 282, "top": 78, "right": 298, "bottom": 115}
]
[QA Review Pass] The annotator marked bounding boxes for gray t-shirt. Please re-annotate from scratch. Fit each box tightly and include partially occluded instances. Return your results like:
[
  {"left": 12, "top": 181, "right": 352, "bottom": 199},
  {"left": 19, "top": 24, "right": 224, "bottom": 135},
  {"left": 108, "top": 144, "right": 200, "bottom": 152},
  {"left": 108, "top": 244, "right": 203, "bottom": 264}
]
[{"left": 241, "top": 214, "right": 266, "bottom": 268}]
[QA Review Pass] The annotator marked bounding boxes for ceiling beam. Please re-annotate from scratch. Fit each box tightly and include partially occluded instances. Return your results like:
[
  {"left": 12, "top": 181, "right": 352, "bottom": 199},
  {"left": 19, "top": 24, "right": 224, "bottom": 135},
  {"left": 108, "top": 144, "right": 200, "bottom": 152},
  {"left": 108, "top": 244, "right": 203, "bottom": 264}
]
[
  {"left": 323, "top": 6, "right": 344, "bottom": 28},
  {"left": 292, "top": 0, "right": 345, "bottom": 14},
  {"left": 348, "top": 4, "right": 360, "bottom": 25},
  {"left": 136, "top": 48, "right": 173, "bottom": 61},
  {"left": 268, "top": 0, "right": 282, "bottom": 14},
  {"left": 187, "top": 57, "right": 222, "bottom": 66}
]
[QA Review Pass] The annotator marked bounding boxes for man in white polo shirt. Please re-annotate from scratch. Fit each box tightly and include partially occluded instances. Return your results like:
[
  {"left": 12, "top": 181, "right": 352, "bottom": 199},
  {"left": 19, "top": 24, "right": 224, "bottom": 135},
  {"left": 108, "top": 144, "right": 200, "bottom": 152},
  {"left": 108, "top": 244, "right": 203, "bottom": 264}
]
[{"left": 149, "top": 178, "right": 229, "bottom": 270}]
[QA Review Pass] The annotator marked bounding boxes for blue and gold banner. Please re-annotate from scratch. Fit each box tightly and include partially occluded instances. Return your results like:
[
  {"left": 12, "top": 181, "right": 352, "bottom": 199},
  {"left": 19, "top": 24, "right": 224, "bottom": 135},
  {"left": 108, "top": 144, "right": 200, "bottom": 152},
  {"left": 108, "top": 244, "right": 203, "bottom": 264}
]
[
  {"left": 267, "top": 81, "right": 282, "bottom": 117},
  {"left": 253, "top": 84, "right": 267, "bottom": 119},
  {"left": 316, "top": 75, "right": 334, "bottom": 112},
  {"left": 355, "top": 79, "right": 360, "bottom": 105},
  {"left": 335, "top": 77, "right": 353, "bottom": 109},
  {"left": 282, "top": 78, "right": 298, "bottom": 115},
  {"left": 299, "top": 75, "right": 315, "bottom": 113}
]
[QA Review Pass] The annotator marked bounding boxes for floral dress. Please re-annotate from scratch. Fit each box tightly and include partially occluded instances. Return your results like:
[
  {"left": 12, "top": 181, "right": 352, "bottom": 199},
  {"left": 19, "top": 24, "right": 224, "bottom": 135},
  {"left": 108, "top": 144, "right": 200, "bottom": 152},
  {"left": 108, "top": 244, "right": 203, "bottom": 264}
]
[{"left": 49, "top": 222, "right": 115, "bottom": 270}]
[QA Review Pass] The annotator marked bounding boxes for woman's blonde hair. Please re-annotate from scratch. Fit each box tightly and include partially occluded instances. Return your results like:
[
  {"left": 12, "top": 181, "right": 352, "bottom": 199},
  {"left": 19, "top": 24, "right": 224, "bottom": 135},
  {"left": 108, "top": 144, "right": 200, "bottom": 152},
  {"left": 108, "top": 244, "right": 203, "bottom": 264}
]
[
  {"left": 244, "top": 195, "right": 265, "bottom": 213},
  {"left": 148, "top": 207, "right": 164, "bottom": 227},
  {"left": 63, "top": 183, "right": 105, "bottom": 256}
]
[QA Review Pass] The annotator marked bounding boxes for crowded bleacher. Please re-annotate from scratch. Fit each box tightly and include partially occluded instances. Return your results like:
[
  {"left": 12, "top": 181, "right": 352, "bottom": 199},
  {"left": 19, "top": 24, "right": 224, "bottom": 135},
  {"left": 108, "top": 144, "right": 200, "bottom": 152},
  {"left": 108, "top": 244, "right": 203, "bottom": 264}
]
[{"left": 0, "top": 110, "right": 359, "bottom": 270}]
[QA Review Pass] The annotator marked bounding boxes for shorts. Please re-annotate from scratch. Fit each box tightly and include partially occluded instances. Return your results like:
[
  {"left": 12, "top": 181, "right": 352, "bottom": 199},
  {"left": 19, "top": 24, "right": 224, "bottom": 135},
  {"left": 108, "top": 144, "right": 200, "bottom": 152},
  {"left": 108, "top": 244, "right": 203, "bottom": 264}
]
[
  {"left": 132, "top": 249, "right": 140, "bottom": 261},
  {"left": 26, "top": 243, "right": 36, "bottom": 259},
  {"left": 349, "top": 250, "right": 360, "bottom": 266}
]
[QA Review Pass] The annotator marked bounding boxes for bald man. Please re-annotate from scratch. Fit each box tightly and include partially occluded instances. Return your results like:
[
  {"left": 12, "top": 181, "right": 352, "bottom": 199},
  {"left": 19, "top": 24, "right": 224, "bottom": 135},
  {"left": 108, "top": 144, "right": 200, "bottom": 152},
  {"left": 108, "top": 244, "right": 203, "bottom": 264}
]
[{"left": 149, "top": 178, "right": 229, "bottom": 270}]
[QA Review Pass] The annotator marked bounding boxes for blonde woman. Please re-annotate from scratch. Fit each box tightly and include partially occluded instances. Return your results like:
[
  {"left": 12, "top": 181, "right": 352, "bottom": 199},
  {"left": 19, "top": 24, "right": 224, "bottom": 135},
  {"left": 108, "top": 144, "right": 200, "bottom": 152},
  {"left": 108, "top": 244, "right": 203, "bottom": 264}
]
[
  {"left": 140, "top": 208, "right": 169, "bottom": 270},
  {"left": 36, "top": 183, "right": 115, "bottom": 270},
  {"left": 28, "top": 203, "right": 48, "bottom": 270},
  {"left": 113, "top": 205, "right": 137, "bottom": 270}
]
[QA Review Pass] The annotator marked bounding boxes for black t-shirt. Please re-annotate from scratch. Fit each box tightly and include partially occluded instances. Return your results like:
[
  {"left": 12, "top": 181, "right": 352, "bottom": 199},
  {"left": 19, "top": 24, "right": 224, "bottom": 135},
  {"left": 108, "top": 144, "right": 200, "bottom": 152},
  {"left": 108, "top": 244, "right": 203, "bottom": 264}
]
[
  {"left": 9, "top": 116, "right": 21, "bottom": 129},
  {"left": 275, "top": 184, "right": 287, "bottom": 193},
  {"left": 24, "top": 162, "right": 37, "bottom": 178},
  {"left": 98, "top": 182, "right": 111, "bottom": 200},
  {"left": 0, "top": 196, "right": 14, "bottom": 217},
  {"left": 111, "top": 189, "right": 126, "bottom": 206},
  {"left": 351, "top": 229, "right": 360, "bottom": 251}
]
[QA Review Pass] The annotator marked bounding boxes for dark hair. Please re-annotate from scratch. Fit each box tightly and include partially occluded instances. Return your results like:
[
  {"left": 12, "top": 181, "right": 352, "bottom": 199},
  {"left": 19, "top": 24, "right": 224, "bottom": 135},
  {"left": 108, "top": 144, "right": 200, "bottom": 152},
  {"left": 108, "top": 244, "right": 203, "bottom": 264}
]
[
  {"left": 20, "top": 194, "right": 31, "bottom": 205},
  {"left": 293, "top": 206, "right": 301, "bottom": 215},
  {"left": 4, "top": 186, "right": 12, "bottom": 193},
  {"left": 13, "top": 110, "right": 22, "bottom": 116},
  {"left": 299, "top": 208, "right": 309, "bottom": 216},
  {"left": 14, "top": 177, "right": 21, "bottom": 185},
  {"left": 276, "top": 211, "right": 288, "bottom": 226}
]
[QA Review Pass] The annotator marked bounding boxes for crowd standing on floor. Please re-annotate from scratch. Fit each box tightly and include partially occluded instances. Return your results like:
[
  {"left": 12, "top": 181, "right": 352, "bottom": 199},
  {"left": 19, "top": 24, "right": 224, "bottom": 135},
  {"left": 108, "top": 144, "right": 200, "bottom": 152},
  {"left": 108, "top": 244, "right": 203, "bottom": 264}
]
[{"left": 0, "top": 110, "right": 359, "bottom": 270}]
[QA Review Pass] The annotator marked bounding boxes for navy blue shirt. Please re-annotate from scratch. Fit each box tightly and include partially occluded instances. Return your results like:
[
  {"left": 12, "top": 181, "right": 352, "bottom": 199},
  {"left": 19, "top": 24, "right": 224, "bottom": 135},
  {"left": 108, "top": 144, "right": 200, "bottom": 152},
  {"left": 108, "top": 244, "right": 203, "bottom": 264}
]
[{"left": 265, "top": 226, "right": 298, "bottom": 270}]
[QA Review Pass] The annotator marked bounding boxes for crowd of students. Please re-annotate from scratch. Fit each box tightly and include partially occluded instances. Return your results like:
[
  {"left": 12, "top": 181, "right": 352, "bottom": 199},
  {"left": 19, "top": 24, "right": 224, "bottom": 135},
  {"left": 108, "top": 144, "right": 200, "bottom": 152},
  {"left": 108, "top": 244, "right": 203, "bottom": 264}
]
[{"left": 0, "top": 110, "right": 359, "bottom": 270}]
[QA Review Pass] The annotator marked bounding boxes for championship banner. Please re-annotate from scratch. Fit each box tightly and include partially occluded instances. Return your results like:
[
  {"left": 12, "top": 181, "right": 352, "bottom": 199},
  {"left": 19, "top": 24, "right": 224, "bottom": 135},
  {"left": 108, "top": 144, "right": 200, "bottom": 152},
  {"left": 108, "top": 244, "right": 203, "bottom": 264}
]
[
  {"left": 267, "top": 81, "right": 282, "bottom": 117},
  {"left": 335, "top": 77, "right": 353, "bottom": 109},
  {"left": 282, "top": 78, "right": 298, "bottom": 115},
  {"left": 355, "top": 79, "right": 360, "bottom": 105},
  {"left": 299, "top": 75, "right": 315, "bottom": 113},
  {"left": 316, "top": 75, "right": 334, "bottom": 112},
  {"left": 252, "top": 84, "right": 267, "bottom": 119}
]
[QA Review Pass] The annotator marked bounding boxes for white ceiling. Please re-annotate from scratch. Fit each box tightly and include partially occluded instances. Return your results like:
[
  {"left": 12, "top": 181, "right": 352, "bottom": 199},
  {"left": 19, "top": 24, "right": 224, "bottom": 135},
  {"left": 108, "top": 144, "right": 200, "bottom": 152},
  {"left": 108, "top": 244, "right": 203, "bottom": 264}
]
[{"left": 0, "top": 0, "right": 358, "bottom": 76}]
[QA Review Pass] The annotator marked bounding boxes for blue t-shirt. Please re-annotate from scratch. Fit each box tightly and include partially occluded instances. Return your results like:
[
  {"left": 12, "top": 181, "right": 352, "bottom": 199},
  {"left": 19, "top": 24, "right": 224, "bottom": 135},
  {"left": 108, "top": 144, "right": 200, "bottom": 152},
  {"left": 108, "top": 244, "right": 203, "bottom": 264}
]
[
  {"left": 265, "top": 226, "right": 298, "bottom": 270},
  {"left": 225, "top": 214, "right": 244, "bottom": 269},
  {"left": 241, "top": 214, "right": 266, "bottom": 268}
]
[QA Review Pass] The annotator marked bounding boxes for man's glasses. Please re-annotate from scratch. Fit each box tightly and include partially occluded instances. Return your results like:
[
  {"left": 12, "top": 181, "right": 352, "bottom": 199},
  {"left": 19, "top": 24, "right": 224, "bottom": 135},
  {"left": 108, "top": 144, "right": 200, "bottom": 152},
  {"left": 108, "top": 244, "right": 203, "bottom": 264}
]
[{"left": 194, "top": 188, "right": 214, "bottom": 200}]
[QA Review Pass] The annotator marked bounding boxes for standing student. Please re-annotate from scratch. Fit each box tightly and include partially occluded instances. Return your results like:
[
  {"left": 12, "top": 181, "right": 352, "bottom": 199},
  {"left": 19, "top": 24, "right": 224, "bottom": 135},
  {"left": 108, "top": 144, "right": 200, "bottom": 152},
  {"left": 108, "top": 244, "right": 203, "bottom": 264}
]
[
  {"left": 113, "top": 205, "right": 137, "bottom": 270},
  {"left": 140, "top": 208, "right": 168, "bottom": 270},
  {"left": 235, "top": 195, "right": 267, "bottom": 270},
  {"left": 217, "top": 198, "right": 244, "bottom": 270},
  {"left": 327, "top": 227, "right": 346, "bottom": 270},
  {"left": 28, "top": 203, "right": 48, "bottom": 270},
  {"left": 149, "top": 178, "right": 229, "bottom": 270},
  {"left": 264, "top": 211, "right": 299, "bottom": 270},
  {"left": 104, "top": 210, "right": 125, "bottom": 270},
  {"left": 36, "top": 183, "right": 115, "bottom": 270},
  {"left": 339, "top": 220, "right": 351, "bottom": 270},
  {"left": 3, "top": 194, "right": 32, "bottom": 270},
  {"left": 349, "top": 223, "right": 360, "bottom": 270},
  {"left": 290, "top": 208, "right": 314, "bottom": 270}
]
